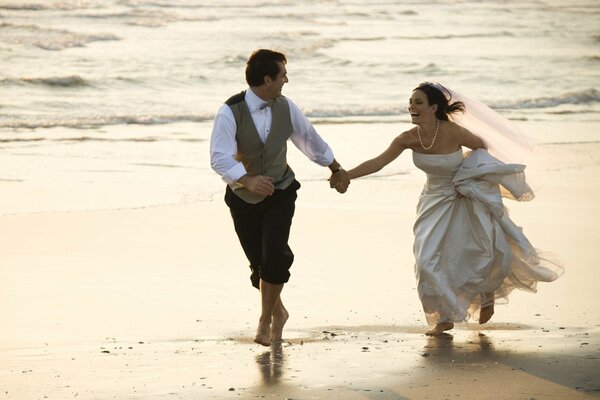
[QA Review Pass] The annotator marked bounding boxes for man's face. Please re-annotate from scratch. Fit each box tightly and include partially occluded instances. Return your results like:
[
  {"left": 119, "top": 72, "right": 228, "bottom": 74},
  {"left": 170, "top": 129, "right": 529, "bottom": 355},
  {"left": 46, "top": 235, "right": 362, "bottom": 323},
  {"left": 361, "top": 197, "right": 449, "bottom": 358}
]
[{"left": 265, "top": 61, "right": 288, "bottom": 98}]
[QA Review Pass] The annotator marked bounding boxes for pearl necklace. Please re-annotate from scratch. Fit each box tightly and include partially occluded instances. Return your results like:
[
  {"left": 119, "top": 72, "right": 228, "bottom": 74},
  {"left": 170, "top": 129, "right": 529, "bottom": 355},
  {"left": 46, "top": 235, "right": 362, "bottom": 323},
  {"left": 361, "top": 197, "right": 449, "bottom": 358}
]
[{"left": 417, "top": 119, "right": 439, "bottom": 150}]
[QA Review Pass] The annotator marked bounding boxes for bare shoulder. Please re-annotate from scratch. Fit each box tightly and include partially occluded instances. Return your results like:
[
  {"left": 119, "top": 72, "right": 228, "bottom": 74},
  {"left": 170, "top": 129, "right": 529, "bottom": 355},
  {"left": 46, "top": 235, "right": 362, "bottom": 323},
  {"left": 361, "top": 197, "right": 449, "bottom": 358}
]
[
  {"left": 445, "top": 120, "right": 486, "bottom": 150},
  {"left": 394, "top": 128, "right": 418, "bottom": 148},
  {"left": 441, "top": 120, "right": 471, "bottom": 139},
  {"left": 442, "top": 120, "right": 464, "bottom": 134}
]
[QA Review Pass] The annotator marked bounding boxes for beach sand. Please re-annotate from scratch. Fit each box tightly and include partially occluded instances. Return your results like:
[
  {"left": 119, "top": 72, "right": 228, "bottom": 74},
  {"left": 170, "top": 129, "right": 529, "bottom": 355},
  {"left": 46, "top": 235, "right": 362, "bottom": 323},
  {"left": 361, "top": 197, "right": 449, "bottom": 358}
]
[{"left": 1, "top": 142, "right": 599, "bottom": 399}]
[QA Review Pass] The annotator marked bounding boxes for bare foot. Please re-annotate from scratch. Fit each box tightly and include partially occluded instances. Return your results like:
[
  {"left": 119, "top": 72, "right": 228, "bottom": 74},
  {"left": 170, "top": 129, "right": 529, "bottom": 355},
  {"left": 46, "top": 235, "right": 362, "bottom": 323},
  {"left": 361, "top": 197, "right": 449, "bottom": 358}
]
[
  {"left": 270, "top": 304, "right": 289, "bottom": 343},
  {"left": 254, "top": 317, "right": 271, "bottom": 346},
  {"left": 479, "top": 303, "right": 494, "bottom": 324},
  {"left": 426, "top": 321, "right": 454, "bottom": 336}
]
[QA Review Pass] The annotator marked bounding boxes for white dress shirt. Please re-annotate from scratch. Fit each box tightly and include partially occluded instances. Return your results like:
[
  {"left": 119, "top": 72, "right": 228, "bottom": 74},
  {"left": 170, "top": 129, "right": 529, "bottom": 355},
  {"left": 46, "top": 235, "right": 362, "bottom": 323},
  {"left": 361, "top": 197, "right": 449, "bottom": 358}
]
[{"left": 210, "top": 89, "right": 334, "bottom": 185}]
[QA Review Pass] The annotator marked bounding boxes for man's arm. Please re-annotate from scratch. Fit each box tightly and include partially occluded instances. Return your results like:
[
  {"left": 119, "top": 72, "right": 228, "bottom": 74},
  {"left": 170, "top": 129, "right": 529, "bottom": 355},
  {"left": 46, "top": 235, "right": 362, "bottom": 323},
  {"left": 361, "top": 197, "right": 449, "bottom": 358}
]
[
  {"left": 210, "top": 104, "right": 275, "bottom": 196},
  {"left": 210, "top": 104, "right": 245, "bottom": 183},
  {"left": 287, "top": 99, "right": 349, "bottom": 193}
]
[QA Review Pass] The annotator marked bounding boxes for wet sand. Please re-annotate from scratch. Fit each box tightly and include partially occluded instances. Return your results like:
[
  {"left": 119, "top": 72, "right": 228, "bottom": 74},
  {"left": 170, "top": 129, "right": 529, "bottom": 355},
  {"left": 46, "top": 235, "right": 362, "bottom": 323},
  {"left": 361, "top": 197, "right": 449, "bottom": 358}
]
[{"left": 1, "top": 143, "right": 599, "bottom": 399}]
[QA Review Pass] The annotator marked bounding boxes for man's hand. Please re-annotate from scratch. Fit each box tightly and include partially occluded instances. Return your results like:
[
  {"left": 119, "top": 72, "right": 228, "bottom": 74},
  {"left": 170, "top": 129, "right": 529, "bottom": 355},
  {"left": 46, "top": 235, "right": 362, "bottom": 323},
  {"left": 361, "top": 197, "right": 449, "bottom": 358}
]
[
  {"left": 238, "top": 175, "right": 275, "bottom": 196},
  {"left": 329, "top": 170, "right": 350, "bottom": 193}
]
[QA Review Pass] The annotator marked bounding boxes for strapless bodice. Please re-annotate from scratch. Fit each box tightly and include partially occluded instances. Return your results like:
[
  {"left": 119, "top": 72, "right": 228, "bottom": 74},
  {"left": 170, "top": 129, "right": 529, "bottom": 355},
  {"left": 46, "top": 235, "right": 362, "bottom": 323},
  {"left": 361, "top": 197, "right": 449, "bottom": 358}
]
[
  {"left": 413, "top": 149, "right": 463, "bottom": 194},
  {"left": 412, "top": 149, "right": 463, "bottom": 176}
]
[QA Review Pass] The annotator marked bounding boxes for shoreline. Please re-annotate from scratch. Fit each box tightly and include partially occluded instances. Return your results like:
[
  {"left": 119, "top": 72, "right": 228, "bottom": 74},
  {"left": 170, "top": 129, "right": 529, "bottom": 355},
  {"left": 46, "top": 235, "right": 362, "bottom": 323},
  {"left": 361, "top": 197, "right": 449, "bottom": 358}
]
[{"left": 2, "top": 140, "right": 599, "bottom": 218}]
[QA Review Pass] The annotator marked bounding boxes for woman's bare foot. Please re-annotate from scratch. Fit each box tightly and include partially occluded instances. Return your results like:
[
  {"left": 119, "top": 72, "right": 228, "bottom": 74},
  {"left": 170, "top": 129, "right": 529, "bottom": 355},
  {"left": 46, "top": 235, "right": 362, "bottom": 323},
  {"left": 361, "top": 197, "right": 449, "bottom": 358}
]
[
  {"left": 479, "top": 292, "right": 495, "bottom": 324},
  {"left": 479, "top": 303, "right": 494, "bottom": 324},
  {"left": 426, "top": 321, "right": 454, "bottom": 336},
  {"left": 254, "top": 317, "right": 271, "bottom": 346},
  {"left": 270, "top": 303, "right": 289, "bottom": 343}
]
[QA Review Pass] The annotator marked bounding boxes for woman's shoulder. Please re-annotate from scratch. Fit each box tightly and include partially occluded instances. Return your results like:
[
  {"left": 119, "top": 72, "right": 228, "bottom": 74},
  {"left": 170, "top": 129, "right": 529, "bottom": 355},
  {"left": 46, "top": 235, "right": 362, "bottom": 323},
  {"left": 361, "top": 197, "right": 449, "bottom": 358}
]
[
  {"left": 440, "top": 120, "right": 471, "bottom": 141},
  {"left": 441, "top": 119, "right": 485, "bottom": 149},
  {"left": 395, "top": 127, "right": 419, "bottom": 146},
  {"left": 398, "top": 126, "right": 419, "bottom": 138},
  {"left": 440, "top": 119, "right": 462, "bottom": 131}
]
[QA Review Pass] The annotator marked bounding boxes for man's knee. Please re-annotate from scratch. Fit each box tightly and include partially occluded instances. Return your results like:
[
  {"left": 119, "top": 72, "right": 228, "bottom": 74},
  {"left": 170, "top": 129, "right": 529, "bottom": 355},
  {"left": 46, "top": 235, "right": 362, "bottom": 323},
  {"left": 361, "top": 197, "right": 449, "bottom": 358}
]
[{"left": 260, "top": 268, "right": 291, "bottom": 286}]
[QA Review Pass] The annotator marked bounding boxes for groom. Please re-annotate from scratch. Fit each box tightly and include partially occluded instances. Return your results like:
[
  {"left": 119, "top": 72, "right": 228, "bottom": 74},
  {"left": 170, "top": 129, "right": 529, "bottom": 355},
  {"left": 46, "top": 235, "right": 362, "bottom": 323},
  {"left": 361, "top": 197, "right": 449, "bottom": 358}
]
[{"left": 210, "top": 49, "right": 350, "bottom": 346}]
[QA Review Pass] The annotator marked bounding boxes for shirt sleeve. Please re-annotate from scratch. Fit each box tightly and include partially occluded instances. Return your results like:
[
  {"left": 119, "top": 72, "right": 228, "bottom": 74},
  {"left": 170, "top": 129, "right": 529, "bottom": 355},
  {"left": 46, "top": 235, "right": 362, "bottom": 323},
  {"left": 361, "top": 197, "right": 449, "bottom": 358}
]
[
  {"left": 209, "top": 104, "right": 247, "bottom": 185},
  {"left": 287, "top": 99, "right": 335, "bottom": 167}
]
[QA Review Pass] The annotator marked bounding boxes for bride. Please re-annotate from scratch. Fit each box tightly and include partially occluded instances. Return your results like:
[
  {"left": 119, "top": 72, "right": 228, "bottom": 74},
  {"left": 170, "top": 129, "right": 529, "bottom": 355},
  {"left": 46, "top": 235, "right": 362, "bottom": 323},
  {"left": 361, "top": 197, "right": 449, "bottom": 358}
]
[{"left": 345, "top": 82, "right": 563, "bottom": 335}]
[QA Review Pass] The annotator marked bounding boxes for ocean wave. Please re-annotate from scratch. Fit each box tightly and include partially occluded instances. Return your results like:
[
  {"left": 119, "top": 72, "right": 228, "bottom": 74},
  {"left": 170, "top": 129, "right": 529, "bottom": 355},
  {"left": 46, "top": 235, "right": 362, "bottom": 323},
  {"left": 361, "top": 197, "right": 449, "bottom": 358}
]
[
  {"left": 0, "top": 3, "right": 48, "bottom": 10},
  {"left": 6, "top": 75, "right": 89, "bottom": 87},
  {"left": 304, "top": 105, "right": 402, "bottom": 119},
  {"left": 0, "top": 136, "right": 205, "bottom": 144},
  {"left": 0, "top": 22, "right": 119, "bottom": 50},
  {"left": 0, "top": 74, "right": 155, "bottom": 87},
  {"left": 34, "top": 32, "right": 120, "bottom": 51},
  {"left": 540, "top": 140, "right": 600, "bottom": 147},
  {"left": 491, "top": 89, "right": 600, "bottom": 110},
  {"left": 0, "top": 137, "right": 45, "bottom": 143},
  {"left": 0, "top": 1, "right": 94, "bottom": 11},
  {"left": 307, "top": 94, "right": 600, "bottom": 119},
  {"left": 393, "top": 31, "right": 514, "bottom": 40},
  {"left": 116, "top": 0, "right": 263, "bottom": 8},
  {"left": 405, "top": 62, "right": 441, "bottom": 74},
  {"left": 209, "top": 54, "right": 248, "bottom": 66},
  {"left": 545, "top": 109, "right": 600, "bottom": 115},
  {"left": 297, "top": 38, "right": 338, "bottom": 55},
  {"left": 3, "top": 89, "right": 599, "bottom": 130},
  {"left": 118, "top": 0, "right": 211, "bottom": 8},
  {"left": 339, "top": 36, "right": 387, "bottom": 42},
  {"left": 74, "top": 7, "right": 215, "bottom": 27},
  {"left": 0, "top": 113, "right": 213, "bottom": 129}
]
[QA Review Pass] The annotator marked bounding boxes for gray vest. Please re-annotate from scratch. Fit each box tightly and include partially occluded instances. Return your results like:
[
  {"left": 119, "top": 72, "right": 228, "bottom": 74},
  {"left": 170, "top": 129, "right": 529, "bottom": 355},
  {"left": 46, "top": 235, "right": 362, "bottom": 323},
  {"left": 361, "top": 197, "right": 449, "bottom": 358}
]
[{"left": 226, "top": 91, "right": 295, "bottom": 204}]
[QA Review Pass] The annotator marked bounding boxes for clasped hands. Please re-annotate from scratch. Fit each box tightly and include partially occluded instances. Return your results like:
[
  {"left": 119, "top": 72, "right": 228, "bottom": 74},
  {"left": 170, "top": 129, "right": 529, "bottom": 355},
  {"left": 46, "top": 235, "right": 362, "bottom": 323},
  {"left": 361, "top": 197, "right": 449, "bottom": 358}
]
[
  {"left": 239, "top": 170, "right": 350, "bottom": 196},
  {"left": 329, "top": 169, "right": 350, "bottom": 194}
]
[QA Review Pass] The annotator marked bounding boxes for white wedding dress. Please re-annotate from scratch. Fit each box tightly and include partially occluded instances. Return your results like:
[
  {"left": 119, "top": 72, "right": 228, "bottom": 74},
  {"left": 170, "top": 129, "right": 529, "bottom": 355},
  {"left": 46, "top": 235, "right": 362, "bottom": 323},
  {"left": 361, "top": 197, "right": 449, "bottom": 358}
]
[{"left": 412, "top": 148, "right": 562, "bottom": 326}]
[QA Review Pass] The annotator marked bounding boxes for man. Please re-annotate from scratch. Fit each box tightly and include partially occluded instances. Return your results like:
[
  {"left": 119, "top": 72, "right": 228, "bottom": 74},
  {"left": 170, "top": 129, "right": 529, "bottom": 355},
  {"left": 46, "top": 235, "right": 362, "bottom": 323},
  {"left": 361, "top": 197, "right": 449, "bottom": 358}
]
[{"left": 210, "top": 49, "right": 349, "bottom": 346}]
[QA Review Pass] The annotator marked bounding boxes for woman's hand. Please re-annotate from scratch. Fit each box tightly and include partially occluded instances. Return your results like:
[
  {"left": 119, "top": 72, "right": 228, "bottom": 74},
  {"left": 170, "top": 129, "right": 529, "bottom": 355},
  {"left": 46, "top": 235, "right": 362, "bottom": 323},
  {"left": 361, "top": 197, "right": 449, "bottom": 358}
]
[{"left": 329, "top": 170, "right": 350, "bottom": 193}]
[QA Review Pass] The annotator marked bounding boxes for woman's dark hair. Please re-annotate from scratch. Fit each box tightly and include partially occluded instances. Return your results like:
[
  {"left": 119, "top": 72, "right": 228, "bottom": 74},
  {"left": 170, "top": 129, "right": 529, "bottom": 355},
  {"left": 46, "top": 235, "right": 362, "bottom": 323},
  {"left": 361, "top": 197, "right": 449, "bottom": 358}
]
[
  {"left": 245, "top": 49, "right": 287, "bottom": 87},
  {"left": 414, "top": 82, "right": 465, "bottom": 121}
]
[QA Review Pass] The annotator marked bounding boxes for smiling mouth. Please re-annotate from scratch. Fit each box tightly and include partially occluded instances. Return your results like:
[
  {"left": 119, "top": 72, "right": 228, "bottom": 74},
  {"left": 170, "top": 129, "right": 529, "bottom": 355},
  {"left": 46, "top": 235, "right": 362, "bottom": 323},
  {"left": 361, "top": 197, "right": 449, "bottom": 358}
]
[{"left": 410, "top": 112, "right": 420, "bottom": 117}]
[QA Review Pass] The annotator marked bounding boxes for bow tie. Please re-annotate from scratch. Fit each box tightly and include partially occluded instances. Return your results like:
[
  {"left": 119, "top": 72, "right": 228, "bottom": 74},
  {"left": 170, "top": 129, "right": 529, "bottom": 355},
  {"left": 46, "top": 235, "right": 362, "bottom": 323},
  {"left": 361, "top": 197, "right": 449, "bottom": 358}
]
[{"left": 259, "top": 99, "right": 276, "bottom": 110}]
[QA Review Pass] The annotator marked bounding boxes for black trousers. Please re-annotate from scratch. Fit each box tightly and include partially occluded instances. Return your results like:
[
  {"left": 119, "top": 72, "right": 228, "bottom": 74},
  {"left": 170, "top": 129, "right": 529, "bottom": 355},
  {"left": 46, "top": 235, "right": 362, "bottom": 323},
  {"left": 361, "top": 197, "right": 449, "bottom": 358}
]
[{"left": 224, "top": 180, "right": 300, "bottom": 289}]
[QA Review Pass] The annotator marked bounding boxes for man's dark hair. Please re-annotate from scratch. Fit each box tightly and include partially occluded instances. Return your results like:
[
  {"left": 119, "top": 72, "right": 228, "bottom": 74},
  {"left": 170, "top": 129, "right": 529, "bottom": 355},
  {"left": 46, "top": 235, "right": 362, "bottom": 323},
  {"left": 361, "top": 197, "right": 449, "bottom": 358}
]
[{"left": 245, "top": 49, "right": 287, "bottom": 87}]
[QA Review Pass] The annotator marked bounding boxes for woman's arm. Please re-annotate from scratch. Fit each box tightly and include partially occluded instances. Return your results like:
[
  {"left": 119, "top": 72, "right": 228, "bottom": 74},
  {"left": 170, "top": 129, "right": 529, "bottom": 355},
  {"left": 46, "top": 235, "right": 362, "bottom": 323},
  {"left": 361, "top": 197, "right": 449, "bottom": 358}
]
[{"left": 347, "top": 133, "right": 408, "bottom": 180}]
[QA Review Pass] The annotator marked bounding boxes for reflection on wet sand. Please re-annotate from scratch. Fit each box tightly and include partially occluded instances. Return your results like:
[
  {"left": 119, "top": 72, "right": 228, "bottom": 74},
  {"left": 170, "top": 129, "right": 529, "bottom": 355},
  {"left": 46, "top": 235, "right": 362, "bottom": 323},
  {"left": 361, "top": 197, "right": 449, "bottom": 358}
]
[
  {"left": 256, "top": 342, "right": 285, "bottom": 386},
  {"left": 423, "top": 332, "right": 496, "bottom": 361}
]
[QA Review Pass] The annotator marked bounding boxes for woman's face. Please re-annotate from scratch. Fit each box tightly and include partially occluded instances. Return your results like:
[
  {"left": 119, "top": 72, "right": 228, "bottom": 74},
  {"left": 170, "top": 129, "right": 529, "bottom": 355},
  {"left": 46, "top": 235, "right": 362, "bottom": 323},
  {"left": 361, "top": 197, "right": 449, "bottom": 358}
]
[{"left": 408, "top": 89, "right": 436, "bottom": 123}]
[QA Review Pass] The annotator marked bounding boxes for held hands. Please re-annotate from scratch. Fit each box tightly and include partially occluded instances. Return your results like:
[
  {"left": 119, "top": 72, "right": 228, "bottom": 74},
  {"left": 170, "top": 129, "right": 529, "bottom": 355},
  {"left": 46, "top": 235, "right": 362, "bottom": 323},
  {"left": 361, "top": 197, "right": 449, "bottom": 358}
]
[
  {"left": 239, "top": 171, "right": 349, "bottom": 197},
  {"left": 329, "top": 169, "right": 350, "bottom": 194},
  {"left": 239, "top": 175, "right": 275, "bottom": 196}
]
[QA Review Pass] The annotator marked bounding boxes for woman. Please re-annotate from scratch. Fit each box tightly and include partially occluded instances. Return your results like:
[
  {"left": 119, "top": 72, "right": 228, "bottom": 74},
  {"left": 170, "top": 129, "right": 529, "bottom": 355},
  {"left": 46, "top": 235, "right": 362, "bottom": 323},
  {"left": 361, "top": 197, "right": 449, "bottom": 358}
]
[{"left": 346, "top": 83, "right": 562, "bottom": 336}]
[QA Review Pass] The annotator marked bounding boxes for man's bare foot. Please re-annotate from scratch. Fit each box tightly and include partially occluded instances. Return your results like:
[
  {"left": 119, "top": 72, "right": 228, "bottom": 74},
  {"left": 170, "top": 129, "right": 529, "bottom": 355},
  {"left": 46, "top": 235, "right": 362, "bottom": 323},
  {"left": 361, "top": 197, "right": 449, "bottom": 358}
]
[
  {"left": 426, "top": 321, "right": 454, "bottom": 336},
  {"left": 479, "top": 303, "right": 494, "bottom": 324},
  {"left": 254, "top": 318, "right": 271, "bottom": 346},
  {"left": 270, "top": 304, "right": 289, "bottom": 343}
]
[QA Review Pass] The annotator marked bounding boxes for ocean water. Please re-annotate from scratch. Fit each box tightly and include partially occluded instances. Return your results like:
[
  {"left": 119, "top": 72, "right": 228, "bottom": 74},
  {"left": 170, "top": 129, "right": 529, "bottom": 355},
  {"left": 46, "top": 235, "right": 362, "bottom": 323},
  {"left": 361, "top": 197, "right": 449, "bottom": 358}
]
[{"left": 1, "top": 0, "right": 599, "bottom": 213}]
